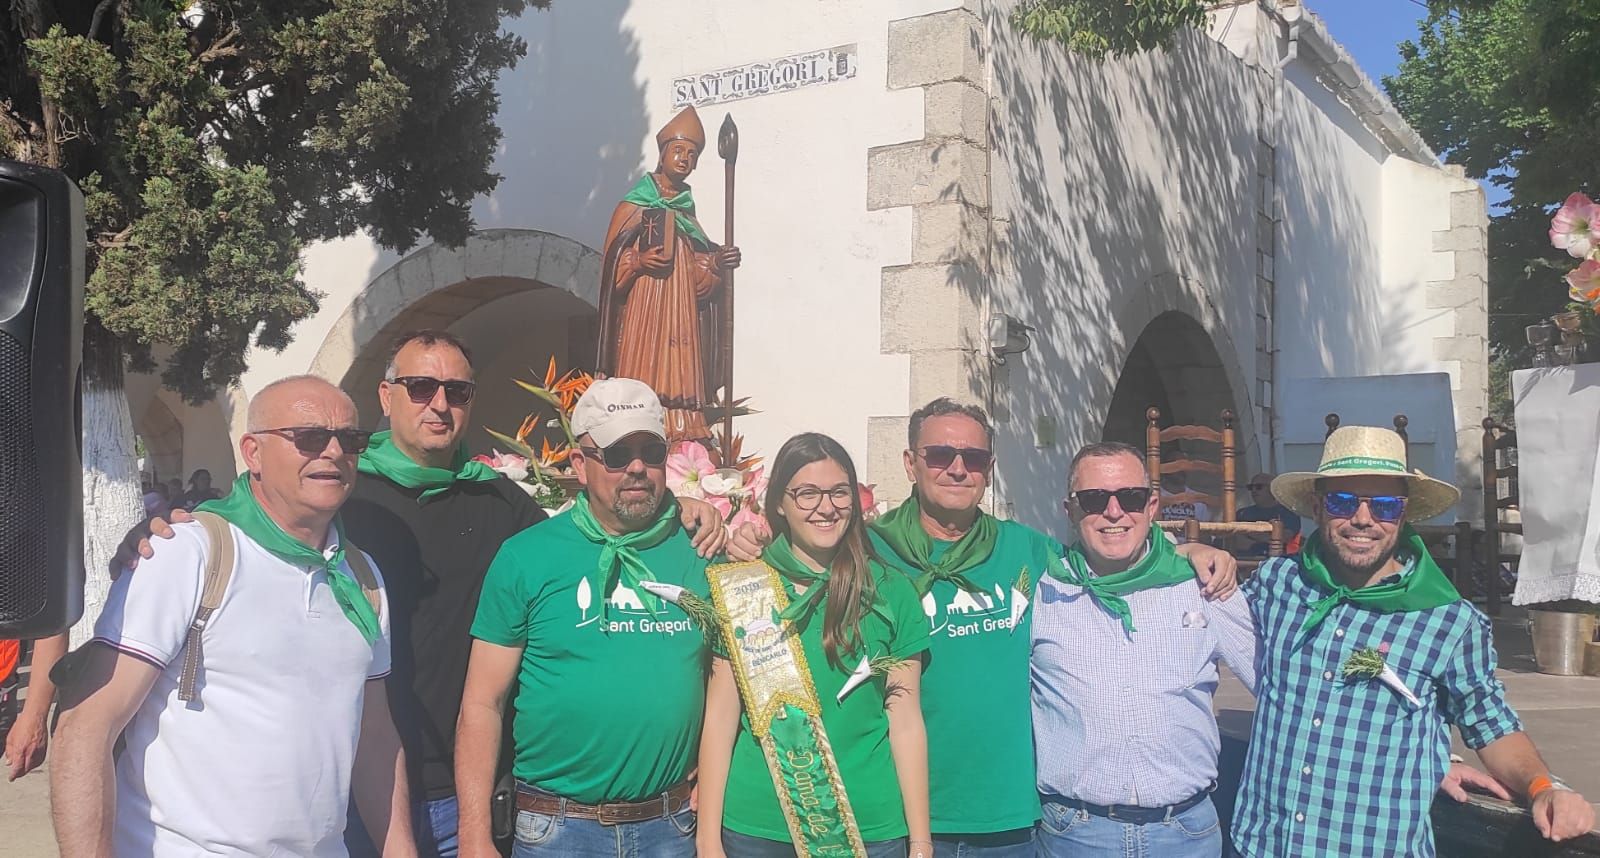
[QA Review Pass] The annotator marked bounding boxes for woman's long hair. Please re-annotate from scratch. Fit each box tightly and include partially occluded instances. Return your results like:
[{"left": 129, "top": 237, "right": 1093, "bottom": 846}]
[{"left": 762, "top": 432, "right": 876, "bottom": 670}]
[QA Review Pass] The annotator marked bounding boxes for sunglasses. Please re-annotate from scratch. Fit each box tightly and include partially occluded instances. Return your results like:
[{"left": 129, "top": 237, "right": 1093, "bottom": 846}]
[
  {"left": 1321, "top": 491, "right": 1408, "bottom": 523},
  {"left": 578, "top": 441, "right": 669, "bottom": 470},
  {"left": 254, "top": 426, "right": 372, "bottom": 455},
  {"left": 1066, "top": 486, "right": 1154, "bottom": 515},
  {"left": 916, "top": 445, "right": 995, "bottom": 472},
  {"left": 387, "top": 376, "right": 477, "bottom": 407}
]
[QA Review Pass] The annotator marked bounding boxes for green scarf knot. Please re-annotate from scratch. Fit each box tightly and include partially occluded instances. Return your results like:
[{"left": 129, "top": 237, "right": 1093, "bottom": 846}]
[
  {"left": 870, "top": 493, "right": 997, "bottom": 596},
  {"left": 621, "top": 174, "right": 711, "bottom": 247},
  {"left": 1294, "top": 525, "right": 1460, "bottom": 648},
  {"left": 1049, "top": 530, "right": 1193, "bottom": 635},
  {"left": 198, "top": 473, "right": 380, "bottom": 644},
  {"left": 569, "top": 492, "right": 680, "bottom": 625},
  {"left": 764, "top": 536, "right": 833, "bottom": 627},
  {"left": 356, "top": 430, "right": 499, "bottom": 502}
]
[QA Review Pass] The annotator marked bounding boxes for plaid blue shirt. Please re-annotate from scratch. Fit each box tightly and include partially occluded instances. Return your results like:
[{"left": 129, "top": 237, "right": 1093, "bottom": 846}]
[{"left": 1232, "top": 554, "right": 1522, "bottom": 857}]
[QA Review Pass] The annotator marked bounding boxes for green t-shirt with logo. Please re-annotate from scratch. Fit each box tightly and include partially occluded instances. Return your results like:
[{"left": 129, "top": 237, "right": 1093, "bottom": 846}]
[
  {"left": 869, "top": 518, "right": 1062, "bottom": 834},
  {"left": 470, "top": 511, "right": 711, "bottom": 803},
  {"left": 716, "top": 560, "right": 931, "bottom": 842}
]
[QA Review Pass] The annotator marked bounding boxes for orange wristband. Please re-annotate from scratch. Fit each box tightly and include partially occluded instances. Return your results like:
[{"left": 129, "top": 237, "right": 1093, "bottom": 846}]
[{"left": 1528, "top": 775, "right": 1554, "bottom": 799}]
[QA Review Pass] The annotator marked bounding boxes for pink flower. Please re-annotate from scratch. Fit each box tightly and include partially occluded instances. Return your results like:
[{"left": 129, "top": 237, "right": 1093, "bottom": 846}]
[
  {"left": 858, "top": 483, "right": 877, "bottom": 512},
  {"left": 475, "top": 450, "right": 529, "bottom": 482},
  {"left": 1377, "top": 641, "right": 1391, "bottom": 655},
  {"left": 666, "top": 440, "right": 716, "bottom": 499},
  {"left": 1550, "top": 192, "right": 1600, "bottom": 259},
  {"left": 728, "top": 504, "right": 765, "bottom": 531},
  {"left": 1567, "top": 259, "right": 1600, "bottom": 307}
]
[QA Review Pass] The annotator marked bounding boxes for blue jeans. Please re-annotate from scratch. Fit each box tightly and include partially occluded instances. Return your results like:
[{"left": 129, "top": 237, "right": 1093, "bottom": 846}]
[
  {"left": 721, "top": 829, "right": 906, "bottom": 857},
  {"left": 1036, "top": 796, "right": 1222, "bottom": 858},
  {"left": 510, "top": 805, "right": 696, "bottom": 857},
  {"left": 932, "top": 828, "right": 1035, "bottom": 857},
  {"left": 348, "top": 794, "right": 464, "bottom": 858}
]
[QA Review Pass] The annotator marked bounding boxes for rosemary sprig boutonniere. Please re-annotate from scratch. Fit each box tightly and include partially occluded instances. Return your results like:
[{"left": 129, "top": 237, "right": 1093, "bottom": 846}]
[{"left": 1341, "top": 643, "right": 1421, "bottom": 707}]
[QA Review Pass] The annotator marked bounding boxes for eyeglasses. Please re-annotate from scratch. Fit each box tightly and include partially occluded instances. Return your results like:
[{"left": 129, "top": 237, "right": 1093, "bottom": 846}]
[
  {"left": 253, "top": 426, "right": 372, "bottom": 456},
  {"left": 916, "top": 445, "right": 994, "bottom": 473},
  {"left": 578, "top": 441, "right": 669, "bottom": 470},
  {"left": 1066, "top": 487, "right": 1153, "bottom": 516},
  {"left": 787, "top": 484, "right": 855, "bottom": 511},
  {"left": 1320, "top": 491, "right": 1408, "bottom": 523},
  {"left": 386, "top": 376, "right": 477, "bottom": 407}
]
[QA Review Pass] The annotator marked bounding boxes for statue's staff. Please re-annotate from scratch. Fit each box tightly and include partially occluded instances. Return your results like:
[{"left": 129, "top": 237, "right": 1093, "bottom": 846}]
[{"left": 717, "top": 113, "right": 739, "bottom": 447}]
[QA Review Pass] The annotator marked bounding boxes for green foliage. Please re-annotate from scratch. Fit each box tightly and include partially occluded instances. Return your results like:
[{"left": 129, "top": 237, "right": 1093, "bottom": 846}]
[
  {"left": 1010, "top": 0, "right": 1208, "bottom": 59},
  {"left": 1385, "top": 0, "right": 1600, "bottom": 365},
  {"left": 4, "top": 1, "right": 547, "bottom": 402}
]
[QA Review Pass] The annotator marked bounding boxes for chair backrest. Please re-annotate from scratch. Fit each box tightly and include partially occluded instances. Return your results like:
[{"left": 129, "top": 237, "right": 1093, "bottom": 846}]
[
  {"left": 1324, "top": 412, "right": 1409, "bottom": 439},
  {"left": 1481, "top": 417, "right": 1519, "bottom": 513},
  {"left": 1145, "top": 407, "right": 1238, "bottom": 522}
]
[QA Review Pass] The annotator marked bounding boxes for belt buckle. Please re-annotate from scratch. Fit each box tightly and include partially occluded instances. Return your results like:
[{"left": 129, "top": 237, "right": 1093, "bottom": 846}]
[{"left": 595, "top": 802, "right": 624, "bottom": 826}]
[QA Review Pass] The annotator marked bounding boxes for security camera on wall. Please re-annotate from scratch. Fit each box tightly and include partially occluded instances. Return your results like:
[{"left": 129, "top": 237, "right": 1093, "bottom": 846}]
[{"left": 0, "top": 160, "right": 86, "bottom": 637}]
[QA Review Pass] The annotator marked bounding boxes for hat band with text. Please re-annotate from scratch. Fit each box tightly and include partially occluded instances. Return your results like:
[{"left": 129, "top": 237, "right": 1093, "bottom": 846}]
[{"left": 1317, "top": 455, "right": 1406, "bottom": 474}]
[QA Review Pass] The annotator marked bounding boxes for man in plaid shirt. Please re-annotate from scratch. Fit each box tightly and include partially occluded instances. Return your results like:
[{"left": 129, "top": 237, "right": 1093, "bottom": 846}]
[{"left": 1233, "top": 426, "right": 1594, "bottom": 856}]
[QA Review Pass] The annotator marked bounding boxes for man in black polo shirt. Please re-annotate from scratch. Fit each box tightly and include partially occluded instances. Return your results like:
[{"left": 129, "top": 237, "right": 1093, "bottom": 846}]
[{"left": 342, "top": 329, "right": 727, "bottom": 856}]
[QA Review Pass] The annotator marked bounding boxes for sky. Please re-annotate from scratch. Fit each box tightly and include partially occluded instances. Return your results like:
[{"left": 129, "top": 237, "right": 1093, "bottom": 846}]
[{"left": 1310, "top": 0, "right": 1511, "bottom": 208}]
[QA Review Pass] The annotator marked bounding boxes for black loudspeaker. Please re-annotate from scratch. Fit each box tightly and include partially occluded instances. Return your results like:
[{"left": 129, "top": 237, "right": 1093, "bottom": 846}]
[{"left": 0, "top": 160, "right": 85, "bottom": 637}]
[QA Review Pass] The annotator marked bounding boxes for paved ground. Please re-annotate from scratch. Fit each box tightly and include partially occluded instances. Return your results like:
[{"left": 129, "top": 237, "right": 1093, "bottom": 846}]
[{"left": 5, "top": 608, "right": 1595, "bottom": 857}]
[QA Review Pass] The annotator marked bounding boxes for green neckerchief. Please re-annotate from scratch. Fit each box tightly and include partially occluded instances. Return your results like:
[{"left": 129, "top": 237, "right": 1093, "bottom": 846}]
[
  {"left": 765, "top": 536, "right": 831, "bottom": 626},
  {"left": 1050, "top": 530, "right": 1193, "bottom": 635},
  {"left": 197, "top": 473, "right": 380, "bottom": 644},
  {"left": 870, "top": 492, "right": 997, "bottom": 596},
  {"left": 569, "top": 491, "right": 680, "bottom": 622},
  {"left": 1295, "top": 525, "right": 1461, "bottom": 647},
  {"left": 621, "top": 173, "right": 711, "bottom": 247},
  {"left": 356, "top": 430, "right": 499, "bottom": 502}
]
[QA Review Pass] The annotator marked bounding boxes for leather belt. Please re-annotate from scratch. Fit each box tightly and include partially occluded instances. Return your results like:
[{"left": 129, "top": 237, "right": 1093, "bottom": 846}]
[
  {"left": 514, "top": 780, "right": 693, "bottom": 825},
  {"left": 1045, "top": 782, "right": 1214, "bottom": 825}
]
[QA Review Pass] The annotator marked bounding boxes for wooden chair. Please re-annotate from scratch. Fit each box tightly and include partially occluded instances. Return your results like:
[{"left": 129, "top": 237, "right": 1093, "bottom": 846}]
[
  {"left": 1480, "top": 418, "right": 1518, "bottom": 616},
  {"left": 1322, "top": 412, "right": 1477, "bottom": 590},
  {"left": 1145, "top": 407, "right": 1284, "bottom": 567}
]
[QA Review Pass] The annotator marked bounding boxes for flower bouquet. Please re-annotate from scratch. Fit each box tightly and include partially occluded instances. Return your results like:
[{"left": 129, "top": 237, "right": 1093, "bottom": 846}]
[{"left": 484, "top": 357, "right": 594, "bottom": 510}]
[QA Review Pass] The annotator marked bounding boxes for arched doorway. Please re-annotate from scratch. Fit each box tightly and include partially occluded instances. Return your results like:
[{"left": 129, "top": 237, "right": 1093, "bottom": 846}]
[
  {"left": 1102, "top": 310, "right": 1249, "bottom": 467},
  {"left": 309, "top": 229, "right": 602, "bottom": 455}
]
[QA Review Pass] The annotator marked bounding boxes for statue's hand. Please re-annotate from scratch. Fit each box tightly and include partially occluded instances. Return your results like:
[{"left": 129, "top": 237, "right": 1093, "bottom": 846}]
[
  {"left": 640, "top": 246, "right": 672, "bottom": 277},
  {"left": 716, "top": 245, "right": 742, "bottom": 271}
]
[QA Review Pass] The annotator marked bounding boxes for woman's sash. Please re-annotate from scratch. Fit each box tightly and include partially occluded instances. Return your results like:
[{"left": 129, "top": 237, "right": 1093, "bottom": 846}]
[{"left": 707, "top": 560, "right": 868, "bottom": 858}]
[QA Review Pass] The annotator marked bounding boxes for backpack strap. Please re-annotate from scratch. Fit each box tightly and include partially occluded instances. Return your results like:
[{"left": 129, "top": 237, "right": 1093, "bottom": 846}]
[
  {"left": 342, "top": 542, "right": 385, "bottom": 625},
  {"left": 177, "top": 512, "right": 235, "bottom": 703}
]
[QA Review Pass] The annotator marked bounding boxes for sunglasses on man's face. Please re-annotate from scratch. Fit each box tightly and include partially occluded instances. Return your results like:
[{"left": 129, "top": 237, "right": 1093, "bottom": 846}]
[
  {"left": 254, "top": 426, "right": 372, "bottom": 456},
  {"left": 387, "top": 376, "right": 477, "bottom": 407},
  {"left": 1066, "top": 486, "right": 1153, "bottom": 516},
  {"left": 916, "top": 445, "right": 994, "bottom": 472},
  {"left": 578, "top": 441, "right": 669, "bottom": 470},
  {"left": 1320, "top": 491, "right": 1408, "bottom": 523}
]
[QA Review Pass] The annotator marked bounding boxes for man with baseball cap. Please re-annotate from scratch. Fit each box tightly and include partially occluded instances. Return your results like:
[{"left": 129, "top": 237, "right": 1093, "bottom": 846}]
[
  {"left": 1232, "top": 425, "right": 1594, "bottom": 856},
  {"left": 456, "top": 378, "right": 709, "bottom": 858}
]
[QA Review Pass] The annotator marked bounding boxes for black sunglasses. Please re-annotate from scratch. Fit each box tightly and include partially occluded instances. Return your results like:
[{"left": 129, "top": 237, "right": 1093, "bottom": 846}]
[
  {"left": 1321, "top": 491, "right": 1407, "bottom": 523},
  {"left": 254, "top": 426, "right": 372, "bottom": 455},
  {"left": 387, "top": 376, "right": 476, "bottom": 407},
  {"left": 1067, "top": 486, "right": 1154, "bottom": 515},
  {"left": 579, "top": 441, "right": 669, "bottom": 470},
  {"left": 916, "top": 445, "right": 994, "bottom": 472}
]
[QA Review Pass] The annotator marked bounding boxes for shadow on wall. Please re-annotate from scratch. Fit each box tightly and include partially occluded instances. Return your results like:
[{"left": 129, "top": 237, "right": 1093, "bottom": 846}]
[{"left": 358, "top": 0, "right": 648, "bottom": 299}]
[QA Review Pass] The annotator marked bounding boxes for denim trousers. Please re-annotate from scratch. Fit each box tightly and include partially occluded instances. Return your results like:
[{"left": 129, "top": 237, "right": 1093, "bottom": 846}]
[
  {"left": 931, "top": 828, "right": 1036, "bottom": 857},
  {"left": 720, "top": 828, "right": 906, "bottom": 857},
  {"left": 509, "top": 804, "right": 696, "bottom": 857},
  {"left": 1036, "top": 796, "right": 1223, "bottom": 858},
  {"left": 348, "top": 794, "right": 464, "bottom": 858}
]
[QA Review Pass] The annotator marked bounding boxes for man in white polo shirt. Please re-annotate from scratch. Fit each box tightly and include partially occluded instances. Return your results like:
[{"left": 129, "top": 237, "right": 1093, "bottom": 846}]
[{"left": 50, "top": 375, "right": 417, "bottom": 857}]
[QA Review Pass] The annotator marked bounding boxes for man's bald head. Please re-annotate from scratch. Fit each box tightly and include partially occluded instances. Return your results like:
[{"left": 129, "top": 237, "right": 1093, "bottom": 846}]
[{"left": 247, "top": 375, "right": 357, "bottom": 432}]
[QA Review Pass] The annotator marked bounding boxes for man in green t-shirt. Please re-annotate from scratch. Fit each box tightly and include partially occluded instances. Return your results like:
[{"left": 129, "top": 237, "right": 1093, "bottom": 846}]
[
  {"left": 865, "top": 398, "right": 1239, "bottom": 857},
  {"left": 456, "top": 378, "right": 707, "bottom": 858}
]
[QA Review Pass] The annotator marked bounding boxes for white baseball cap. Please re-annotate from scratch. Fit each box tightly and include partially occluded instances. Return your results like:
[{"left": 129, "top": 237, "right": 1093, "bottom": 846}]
[{"left": 570, "top": 378, "right": 667, "bottom": 447}]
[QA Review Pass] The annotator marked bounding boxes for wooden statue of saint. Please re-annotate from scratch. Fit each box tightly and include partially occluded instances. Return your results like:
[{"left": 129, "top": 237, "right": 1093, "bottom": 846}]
[{"left": 596, "top": 106, "right": 742, "bottom": 442}]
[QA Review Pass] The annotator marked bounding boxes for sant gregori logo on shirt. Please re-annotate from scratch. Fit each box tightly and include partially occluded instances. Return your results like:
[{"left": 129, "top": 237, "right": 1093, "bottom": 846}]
[
  {"left": 574, "top": 578, "right": 696, "bottom": 636},
  {"left": 923, "top": 578, "right": 1016, "bottom": 638}
]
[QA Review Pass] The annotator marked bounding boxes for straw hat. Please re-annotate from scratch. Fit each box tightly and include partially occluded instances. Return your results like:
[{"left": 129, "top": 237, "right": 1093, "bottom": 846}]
[{"left": 1271, "top": 425, "right": 1460, "bottom": 521}]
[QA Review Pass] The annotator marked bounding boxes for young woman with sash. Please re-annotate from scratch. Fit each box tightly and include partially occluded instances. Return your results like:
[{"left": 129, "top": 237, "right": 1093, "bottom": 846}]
[{"left": 697, "top": 433, "right": 933, "bottom": 858}]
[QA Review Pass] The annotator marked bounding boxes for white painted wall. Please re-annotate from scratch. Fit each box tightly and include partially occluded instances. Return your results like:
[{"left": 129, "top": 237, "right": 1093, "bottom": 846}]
[{"left": 229, "top": 0, "right": 965, "bottom": 478}]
